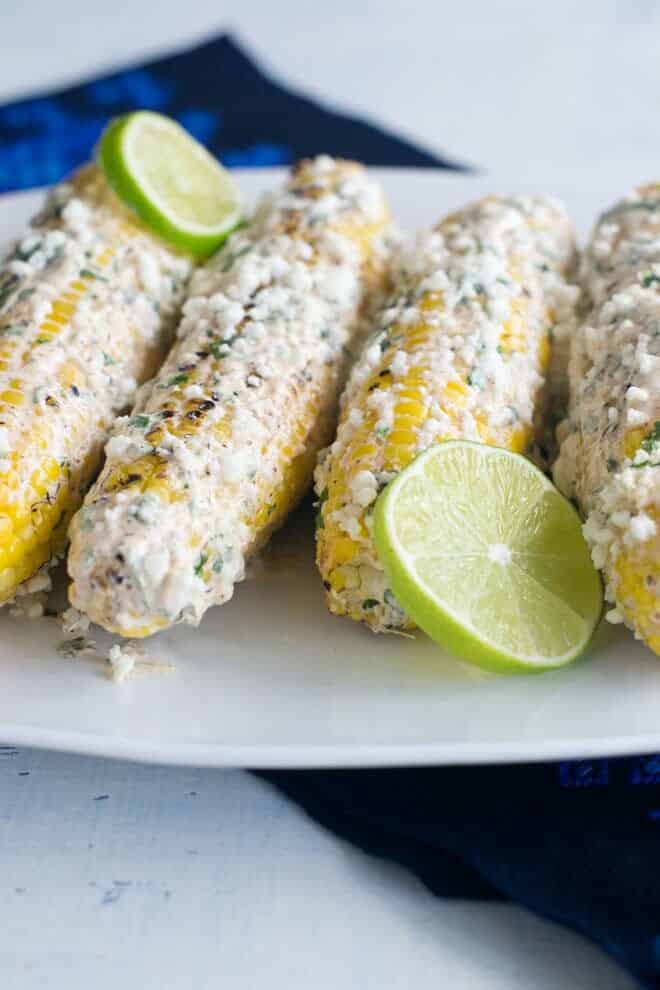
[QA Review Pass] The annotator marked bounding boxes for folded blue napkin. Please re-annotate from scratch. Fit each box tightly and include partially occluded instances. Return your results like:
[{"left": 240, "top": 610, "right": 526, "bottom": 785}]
[
  {"left": 259, "top": 758, "right": 660, "bottom": 988},
  {"left": 0, "top": 33, "right": 455, "bottom": 193},
  {"left": 0, "top": 31, "right": 656, "bottom": 989}
]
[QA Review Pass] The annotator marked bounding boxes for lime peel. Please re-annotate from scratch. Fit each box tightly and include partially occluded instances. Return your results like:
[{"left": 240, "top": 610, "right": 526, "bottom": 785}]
[{"left": 373, "top": 441, "right": 603, "bottom": 674}]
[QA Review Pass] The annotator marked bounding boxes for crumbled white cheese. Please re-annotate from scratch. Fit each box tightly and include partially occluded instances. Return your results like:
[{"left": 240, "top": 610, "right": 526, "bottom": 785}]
[
  {"left": 627, "top": 408, "right": 649, "bottom": 427},
  {"left": 0, "top": 165, "right": 194, "bottom": 608},
  {"left": 183, "top": 383, "right": 204, "bottom": 400},
  {"left": 628, "top": 513, "right": 657, "bottom": 542},
  {"left": 107, "top": 643, "right": 136, "bottom": 683},
  {"left": 317, "top": 191, "right": 579, "bottom": 631},
  {"left": 390, "top": 351, "right": 409, "bottom": 377},
  {"left": 60, "top": 607, "right": 90, "bottom": 637},
  {"left": 554, "top": 184, "right": 660, "bottom": 647},
  {"left": 68, "top": 157, "right": 390, "bottom": 633},
  {"left": 627, "top": 385, "right": 649, "bottom": 404}
]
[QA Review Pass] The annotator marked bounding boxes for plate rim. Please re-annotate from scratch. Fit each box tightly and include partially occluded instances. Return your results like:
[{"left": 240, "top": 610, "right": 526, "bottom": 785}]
[
  {"left": 1, "top": 169, "right": 657, "bottom": 769},
  {"left": 2, "top": 722, "right": 660, "bottom": 768}
]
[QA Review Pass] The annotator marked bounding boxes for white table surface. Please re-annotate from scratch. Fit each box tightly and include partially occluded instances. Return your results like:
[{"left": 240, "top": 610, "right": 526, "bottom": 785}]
[{"left": 0, "top": 2, "right": 654, "bottom": 987}]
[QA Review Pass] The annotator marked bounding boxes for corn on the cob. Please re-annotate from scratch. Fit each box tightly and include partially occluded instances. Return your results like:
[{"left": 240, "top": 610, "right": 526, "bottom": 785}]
[
  {"left": 554, "top": 184, "right": 660, "bottom": 655},
  {"left": 316, "top": 195, "right": 578, "bottom": 632},
  {"left": 67, "top": 157, "right": 392, "bottom": 637},
  {"left": 0, "top": 166, "right": 191, "bottom": 602}
]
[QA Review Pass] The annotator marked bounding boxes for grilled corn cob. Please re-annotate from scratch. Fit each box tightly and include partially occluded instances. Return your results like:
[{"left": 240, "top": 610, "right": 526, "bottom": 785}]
[
  {"left": 0, "top": 165, "right": 191, "bottom": 602},
  {"left": 67, "top": 157, "right": 391, "bottom": 636},
  {"left": 554, "top": 184, "right": 660, "bottom": 655},
  {"left": 316, "top": 195, "right": 579, "bottom": 632}
]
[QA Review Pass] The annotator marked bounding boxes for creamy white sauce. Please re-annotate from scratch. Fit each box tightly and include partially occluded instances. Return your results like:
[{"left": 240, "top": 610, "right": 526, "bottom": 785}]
[
  {"left": 317, "top": 194, "right": 578, "bottom": 630},
  {"left": 68, "top": 158, "right": 391, "bottom": 634},
  {"left": 554, "top": 185, "right": 660, "bottom": 641},
  {"left": 0, "top": 165, "right": 192, "bottom": 597}
]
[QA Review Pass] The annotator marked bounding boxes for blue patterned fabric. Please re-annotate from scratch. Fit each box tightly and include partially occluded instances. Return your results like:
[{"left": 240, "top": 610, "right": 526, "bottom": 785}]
[
  {"left": 0, "top": 34, "right": 457, "bottom": 193},
  {"left": 0, "top": 32, "right": 656, "bottom": 987}
]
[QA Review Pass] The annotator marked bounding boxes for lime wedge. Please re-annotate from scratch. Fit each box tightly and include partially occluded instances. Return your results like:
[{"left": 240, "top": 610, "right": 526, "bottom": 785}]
[
  {"left": 373, "top": 441, "right": 602, "bottom": 673},
  {"left": 97, "top": 111, "right": 242, "bottom": 259}
]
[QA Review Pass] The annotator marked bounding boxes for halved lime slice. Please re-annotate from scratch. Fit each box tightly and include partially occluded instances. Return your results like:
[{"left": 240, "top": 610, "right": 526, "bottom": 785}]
[
  {"left": 97, "top": 111, "right": 242, "bottom": 259},
  {"left": 373, "top": 441, "right": 602, "bottom": 673}
]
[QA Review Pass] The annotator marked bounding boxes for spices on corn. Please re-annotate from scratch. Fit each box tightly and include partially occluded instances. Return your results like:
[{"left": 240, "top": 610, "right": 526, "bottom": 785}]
[
  {"left": 554, "top": 184, "right": 660, "bottom": 654},
  {"left": 317, "top": 194, "right": 579, "bottom": 631},
  {"left": 0, "top": 165, "right": 191, "bottom": 602},
  {"left": 67, "top": 157, "right": 392, "bottom": 636}
]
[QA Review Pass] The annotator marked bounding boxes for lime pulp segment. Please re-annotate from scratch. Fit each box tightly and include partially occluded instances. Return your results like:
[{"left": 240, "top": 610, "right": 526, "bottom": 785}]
[{"left": 373, "top": 442, "right": 603, "bottom": 673}]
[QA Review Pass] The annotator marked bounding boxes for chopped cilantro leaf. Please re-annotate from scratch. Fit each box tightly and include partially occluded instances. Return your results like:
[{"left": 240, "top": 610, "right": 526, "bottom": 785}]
[
  {"left": 57, "top": 636, "right": 94, "bottom": 659},
  {"left": 80, "top": 268, "right": 109, "bottom": 282},
  {"left": 641, "top": 421, "right": 660, "bottom": 454}
]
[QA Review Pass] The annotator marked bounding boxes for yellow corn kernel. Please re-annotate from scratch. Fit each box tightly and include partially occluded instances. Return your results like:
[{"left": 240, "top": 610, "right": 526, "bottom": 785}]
[
  {"left": 0, "top": 390, "right": 24, "bottom": 406},
  {"left": 0, "top": 568, "right": 16, "bottom": 593},
  {"left": 317, "top": 196, "right": 573, "bottom": 632},
  {"left": 623, "top": 427, "right": 647, "bottom": 460},
  {"left": 614, "top": 523, "right": 660, "bottom": 654},
  {"left": 329, "top": 569, "right": 347, "bottom": 592},
  {"left": 58, "top": 361, "right": 87, "bottom": 390}
]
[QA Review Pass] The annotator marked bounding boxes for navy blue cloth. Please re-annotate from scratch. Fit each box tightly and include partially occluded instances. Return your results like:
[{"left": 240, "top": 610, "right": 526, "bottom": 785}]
[
  {"left": 0, "top": 31, "right": 656, "bottom": 988},
  {"left": 259, "top": 759, "right": 660, "bottom": 988},
  {"left": 0, "top": 34, "right": 457, "bottom": 193}
]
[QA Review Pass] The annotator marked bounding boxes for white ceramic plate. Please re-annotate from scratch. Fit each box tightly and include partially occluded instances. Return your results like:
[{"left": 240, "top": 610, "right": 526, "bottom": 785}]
[{"left": 0, "top": 167, "right": 658, "bottom": 769}]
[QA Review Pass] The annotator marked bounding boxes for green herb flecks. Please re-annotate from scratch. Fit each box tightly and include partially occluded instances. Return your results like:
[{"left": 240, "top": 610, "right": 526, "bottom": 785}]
[
  {"left": 80, "top": 267, "right": 109, "bottom": 282},
  {"left": 57, "top": 636, "right": 96, "bottom": 659},
  {"left": 602, "top": 200, "right": 660, "bottom": 224},
  {"left": 633, "top": 420, "right": 660, "bottom": 467},
  {"left": 641, "top": 420, "right": 660, "bottom": 454},
  {"left": 14, "top": 240, "right": 40, "bottom": 263},
  {"left": 194, "top": 554, "right": 208, "bottom": 578},
  {"left": 220, "top": 244, "right": 251, "bottom": 273},
  {"left": 0, "top": 273, "right": 20, "bottom": 312},
  {"left": 315, "top": 489, "right": 328, "bottom": 530},
  {"left": 210, "top": 336, "right": 238, "bottom": 359}
]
